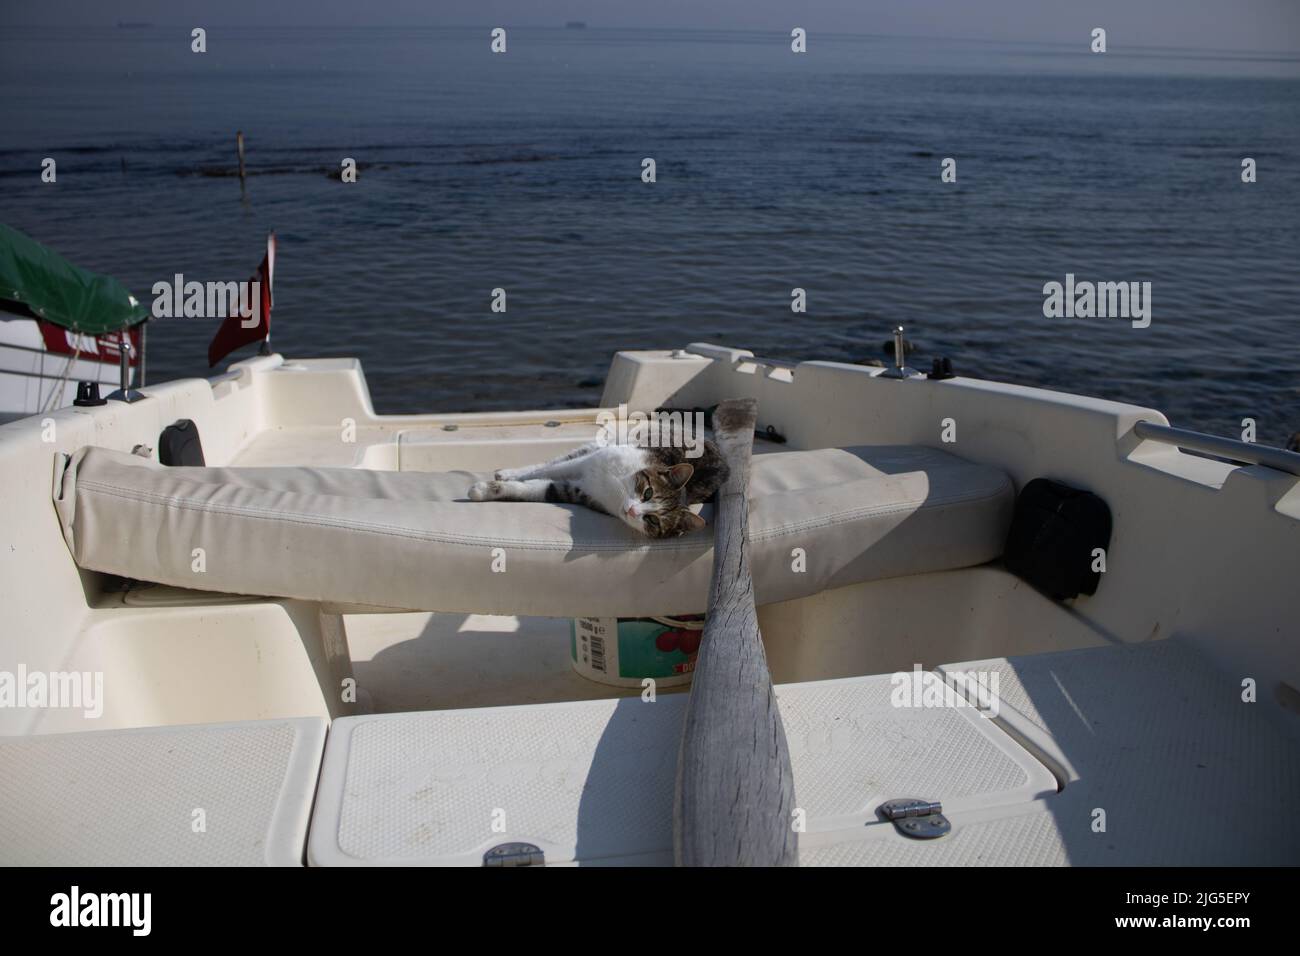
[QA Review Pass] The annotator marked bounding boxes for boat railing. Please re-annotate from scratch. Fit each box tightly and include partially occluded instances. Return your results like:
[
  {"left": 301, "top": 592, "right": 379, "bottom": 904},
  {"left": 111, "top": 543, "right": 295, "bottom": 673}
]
[{"left": 1134, "top": 420, "right": 1300, "bottom": 478}]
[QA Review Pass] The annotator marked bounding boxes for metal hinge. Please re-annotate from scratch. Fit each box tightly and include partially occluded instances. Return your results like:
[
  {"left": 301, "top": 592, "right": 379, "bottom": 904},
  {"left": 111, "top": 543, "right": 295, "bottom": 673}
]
[
  {"left": 879, "top": 799, "right": 951, "bottom": 839},
  {"left": 483, "top": 842, "right": 545, "bottom": 867}
]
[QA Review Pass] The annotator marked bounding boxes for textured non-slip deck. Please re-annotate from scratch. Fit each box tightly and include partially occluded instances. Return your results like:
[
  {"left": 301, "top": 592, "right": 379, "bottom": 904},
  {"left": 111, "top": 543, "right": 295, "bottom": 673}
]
[
  {"left": 909, "top": 639, "right": 1300, "bottom": 865},
  {"left": 308, "top": 673, "right": 1053, "bottom": 866},
  {"left": 0, "top": 717, "right": 326, "bottom": 866},
  {"left": 311, "top": 640, "right": 1300, "bottom": 866}
]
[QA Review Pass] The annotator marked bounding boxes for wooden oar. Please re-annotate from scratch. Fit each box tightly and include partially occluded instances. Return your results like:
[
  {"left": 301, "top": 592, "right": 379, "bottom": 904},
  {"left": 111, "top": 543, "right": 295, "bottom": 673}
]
[{"left": 673, "top": 397, "right": 798, "bottom": 866}]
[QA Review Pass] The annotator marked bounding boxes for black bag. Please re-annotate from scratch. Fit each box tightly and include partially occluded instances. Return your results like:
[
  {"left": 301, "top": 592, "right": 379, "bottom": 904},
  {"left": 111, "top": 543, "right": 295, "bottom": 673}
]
[
  {"left": 158, "top": 419, "right": 206, "bottom": 467},
  {"left": 1003, "top": 478, "right": 1111, "bottom": 601}
]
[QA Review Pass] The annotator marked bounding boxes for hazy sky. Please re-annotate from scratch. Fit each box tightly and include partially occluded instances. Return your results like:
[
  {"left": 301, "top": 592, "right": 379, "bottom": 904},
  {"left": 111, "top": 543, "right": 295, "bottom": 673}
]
[{"left": 4, "top": 0, "right": 1300, "bottom": 52}]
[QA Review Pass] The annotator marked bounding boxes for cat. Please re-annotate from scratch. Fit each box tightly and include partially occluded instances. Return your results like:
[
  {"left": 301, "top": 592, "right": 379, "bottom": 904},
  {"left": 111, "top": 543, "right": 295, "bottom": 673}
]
[{"left": 468, "top": 439, "right": 729, "bottom": 538}]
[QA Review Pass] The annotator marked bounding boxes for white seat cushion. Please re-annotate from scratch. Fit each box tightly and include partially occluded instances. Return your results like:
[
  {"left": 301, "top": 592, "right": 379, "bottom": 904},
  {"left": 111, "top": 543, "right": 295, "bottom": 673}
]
[{"left": 55, "top": 444, "right": 1013, "bottom": 616}]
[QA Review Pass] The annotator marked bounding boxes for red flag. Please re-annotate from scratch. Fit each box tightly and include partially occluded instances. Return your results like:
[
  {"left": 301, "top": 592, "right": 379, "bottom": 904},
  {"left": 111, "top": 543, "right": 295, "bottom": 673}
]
[{"left": 207, "top": 233, "right": 275, "bottom": 367}]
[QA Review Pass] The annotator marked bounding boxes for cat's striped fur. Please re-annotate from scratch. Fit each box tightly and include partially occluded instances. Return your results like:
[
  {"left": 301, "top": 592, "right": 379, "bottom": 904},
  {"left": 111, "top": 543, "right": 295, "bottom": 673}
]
[{"left": 468, "top": 439, "right": 728, "bottom": 538}]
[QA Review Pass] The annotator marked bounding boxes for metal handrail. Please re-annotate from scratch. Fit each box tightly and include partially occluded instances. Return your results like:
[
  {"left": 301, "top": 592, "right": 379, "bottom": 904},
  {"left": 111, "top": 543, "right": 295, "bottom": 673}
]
[{"left": 1134, "top": 420, "right": 1300, "bottom": 478}]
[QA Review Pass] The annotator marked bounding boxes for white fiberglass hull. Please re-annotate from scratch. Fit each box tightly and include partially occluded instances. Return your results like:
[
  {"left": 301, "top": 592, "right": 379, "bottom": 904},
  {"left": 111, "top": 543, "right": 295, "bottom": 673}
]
[{"left": 0, "top": 345, "right": 1296, "bottom": 867}]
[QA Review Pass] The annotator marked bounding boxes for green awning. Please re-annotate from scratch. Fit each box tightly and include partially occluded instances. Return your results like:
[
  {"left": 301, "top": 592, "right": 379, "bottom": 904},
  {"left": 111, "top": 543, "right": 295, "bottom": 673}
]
[{"left": 0, "top": 223, "right": 149, "bottom": 335}]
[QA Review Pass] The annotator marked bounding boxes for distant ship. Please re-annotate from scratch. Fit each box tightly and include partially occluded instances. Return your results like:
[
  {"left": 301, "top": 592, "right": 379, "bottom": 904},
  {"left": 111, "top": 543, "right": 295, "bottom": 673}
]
[{"left": 565, "top": 21, "right": 587, "bottom": 30}]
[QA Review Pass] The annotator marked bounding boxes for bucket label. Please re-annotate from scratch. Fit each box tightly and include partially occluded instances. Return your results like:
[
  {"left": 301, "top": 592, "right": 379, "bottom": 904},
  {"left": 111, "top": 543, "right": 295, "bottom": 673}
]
[
  {"left": 574, "top": 617, "right": 613, "bottom": 674},
  {"left": 572, "top": 617, "right": 702, "bottom": 683}
]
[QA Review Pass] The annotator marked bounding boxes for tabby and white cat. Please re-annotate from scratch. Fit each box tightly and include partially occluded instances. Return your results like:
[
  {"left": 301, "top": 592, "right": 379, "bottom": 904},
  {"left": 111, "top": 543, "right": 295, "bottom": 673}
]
[{"left": 468, "top": 440, "right": 729, "bottom": 538}]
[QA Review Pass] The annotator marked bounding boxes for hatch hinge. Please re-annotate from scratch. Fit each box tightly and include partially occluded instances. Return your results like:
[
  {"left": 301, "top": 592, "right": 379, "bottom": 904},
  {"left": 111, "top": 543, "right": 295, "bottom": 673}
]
[
  {"left": 483, "top": 842, "right": 545, "bottom": 867},
  {"left": 879, "top": 798, "right": 951, "bottom": 839}
]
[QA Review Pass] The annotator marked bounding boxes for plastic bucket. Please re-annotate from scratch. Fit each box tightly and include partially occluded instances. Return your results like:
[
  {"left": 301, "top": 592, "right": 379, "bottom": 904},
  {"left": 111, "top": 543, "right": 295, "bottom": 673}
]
[{"left": 570, "top": 615, "right": 705, "bottom": 688}]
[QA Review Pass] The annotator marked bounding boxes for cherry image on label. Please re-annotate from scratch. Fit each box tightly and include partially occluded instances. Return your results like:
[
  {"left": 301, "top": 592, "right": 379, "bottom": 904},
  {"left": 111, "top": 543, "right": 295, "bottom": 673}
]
[{"left": 655, "top": 631, "right": 681, "bottom": 653}]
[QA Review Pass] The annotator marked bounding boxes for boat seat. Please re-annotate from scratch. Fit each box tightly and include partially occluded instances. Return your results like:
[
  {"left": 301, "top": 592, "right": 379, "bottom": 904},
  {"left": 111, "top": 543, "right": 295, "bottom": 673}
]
[
  {"left": 0, "top": 717, "right": 326, "bottom": 866},
  {"left": 54, "top": 443, "right": 1014, "bottom": 617}
]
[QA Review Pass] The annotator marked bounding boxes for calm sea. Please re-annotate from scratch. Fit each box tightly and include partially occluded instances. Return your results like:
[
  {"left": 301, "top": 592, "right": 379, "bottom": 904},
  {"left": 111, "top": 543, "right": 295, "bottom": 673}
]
[{"left": 2, "top": 26, "right": 1298, "bottom": 441}]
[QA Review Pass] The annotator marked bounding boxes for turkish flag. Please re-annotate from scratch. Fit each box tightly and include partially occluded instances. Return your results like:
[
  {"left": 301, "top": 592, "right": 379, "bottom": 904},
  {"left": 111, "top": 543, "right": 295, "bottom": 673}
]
[{"left": 207, "top": 233, "right": 275, "bottom": 367}]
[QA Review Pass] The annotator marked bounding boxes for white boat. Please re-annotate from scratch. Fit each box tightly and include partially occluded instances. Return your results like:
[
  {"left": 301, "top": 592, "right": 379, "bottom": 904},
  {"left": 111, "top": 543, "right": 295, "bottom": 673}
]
[
  {"left": 0, "top": 319, "right": 138, "bottom": 425},
  {"left": 1, "top": 338, "right": 1298, "bottom": 867},
  {"left": 0, "top": 224, "right": 143, "bottom": 424}
]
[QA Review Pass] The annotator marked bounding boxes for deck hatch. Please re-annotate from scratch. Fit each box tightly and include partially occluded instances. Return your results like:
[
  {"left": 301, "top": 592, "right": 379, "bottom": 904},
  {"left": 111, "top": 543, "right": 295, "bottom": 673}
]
[{"left": 307, "top": 672, "right": 1053, "bottom": 866}]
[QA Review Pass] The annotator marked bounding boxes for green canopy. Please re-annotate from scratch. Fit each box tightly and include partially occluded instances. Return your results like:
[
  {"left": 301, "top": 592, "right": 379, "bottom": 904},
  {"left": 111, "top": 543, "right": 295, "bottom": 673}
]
[{"left": 0, "top": 223, "right": 149, "bottom": 335}]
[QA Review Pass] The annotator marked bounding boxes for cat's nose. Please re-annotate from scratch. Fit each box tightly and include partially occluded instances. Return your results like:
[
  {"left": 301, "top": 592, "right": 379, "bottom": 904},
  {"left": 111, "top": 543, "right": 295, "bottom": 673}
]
[{"left": 625, "top": 505, "right": 636, "bottom": 518}]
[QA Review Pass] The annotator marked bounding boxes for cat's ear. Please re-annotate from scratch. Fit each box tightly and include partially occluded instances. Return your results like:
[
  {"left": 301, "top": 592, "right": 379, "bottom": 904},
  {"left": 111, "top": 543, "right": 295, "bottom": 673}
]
[
  {"left": 667, "top": 463, "right": 694, "bottom": 488},
  {"left": 681, "top": 511, "right": 707, "bottom": 532}
]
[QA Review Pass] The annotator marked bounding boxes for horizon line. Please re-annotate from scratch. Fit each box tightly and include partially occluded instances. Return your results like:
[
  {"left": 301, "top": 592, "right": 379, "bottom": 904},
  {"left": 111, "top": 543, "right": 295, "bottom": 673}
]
[{"left": 2, "top": 22, "right": 1299, "bottom": 59}]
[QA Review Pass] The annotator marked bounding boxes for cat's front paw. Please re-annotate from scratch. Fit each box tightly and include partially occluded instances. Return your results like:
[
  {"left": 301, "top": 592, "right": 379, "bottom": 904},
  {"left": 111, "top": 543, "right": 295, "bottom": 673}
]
[
  {"left": 468, "top": 480, "right": 502, "bottom": 501},
  {"left": 494, "top": 468, "right": 522, "bottom": 481}
]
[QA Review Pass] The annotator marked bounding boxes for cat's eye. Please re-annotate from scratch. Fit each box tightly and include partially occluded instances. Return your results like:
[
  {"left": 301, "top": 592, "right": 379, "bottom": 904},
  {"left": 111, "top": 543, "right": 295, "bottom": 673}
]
[{"left": 641, "top": 486, "right": 653, "bottom": 502}]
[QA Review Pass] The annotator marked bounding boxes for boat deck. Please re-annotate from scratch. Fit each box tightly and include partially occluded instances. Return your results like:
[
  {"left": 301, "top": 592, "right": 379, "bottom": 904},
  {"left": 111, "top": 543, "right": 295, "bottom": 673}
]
[{"left": 9, "top": 638, "right": 1295, "bottom": 865}]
